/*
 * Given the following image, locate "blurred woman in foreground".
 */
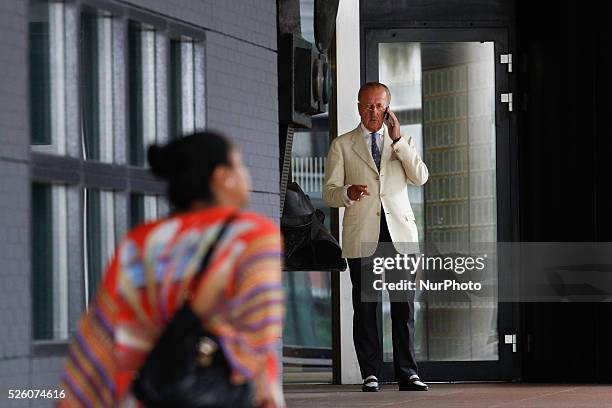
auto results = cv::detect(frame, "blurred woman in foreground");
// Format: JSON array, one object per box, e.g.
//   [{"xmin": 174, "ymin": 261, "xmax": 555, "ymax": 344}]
[{"xmin": 60, "ymin": 131, "xmax": 285, "ymax": 407}]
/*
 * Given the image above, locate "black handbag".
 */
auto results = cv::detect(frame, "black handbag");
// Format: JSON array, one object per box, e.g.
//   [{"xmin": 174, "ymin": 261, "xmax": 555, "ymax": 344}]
[
  {"xmin": 281, "ymin": 182, "xmax": 347, "ymax": 272},
  {"xmin": 132, "ymin": 212, "xmax": 254, "ymax": 408}
]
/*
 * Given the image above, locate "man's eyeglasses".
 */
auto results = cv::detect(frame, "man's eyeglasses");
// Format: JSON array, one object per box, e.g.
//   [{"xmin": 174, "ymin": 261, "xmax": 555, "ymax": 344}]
[{"xmin": 359, "ymin": 103, "xmax": 388, "ymax": 112}]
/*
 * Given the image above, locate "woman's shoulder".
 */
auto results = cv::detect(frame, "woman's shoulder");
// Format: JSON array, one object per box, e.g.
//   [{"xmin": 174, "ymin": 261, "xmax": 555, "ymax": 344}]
[
  {"xmin": 121, "ymin": 207, "xmax": 279, "ymax": 248},
  {"xmin": 123, "ymin": 218, "xmax": 165, "ymax": 247},
  {"xmin": 235, "ymin": 211, "xmax": 279, "ymax": 233},
  {"xmin": 185, "ymin": 206, "xmax": 279, "ymax": 233}
]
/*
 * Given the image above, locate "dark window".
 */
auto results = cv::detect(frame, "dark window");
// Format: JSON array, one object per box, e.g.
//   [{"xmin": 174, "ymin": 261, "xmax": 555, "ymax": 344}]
[
  {"xmin": 128, "ymin": 22, "xmax": 156, "ymax": 166},
  {"xmin": 32, "ymin": 183, "xmax": 54, "ymax": 339},
  {"xmin": 81, "ymin": 12, "xmax": 101, "ymax": 160}
]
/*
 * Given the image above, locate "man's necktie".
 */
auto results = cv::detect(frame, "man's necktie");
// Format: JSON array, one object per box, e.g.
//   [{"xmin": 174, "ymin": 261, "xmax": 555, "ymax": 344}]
[{"xmin": 371, "ymin": 132, "xmax": 381, "ymax": 171}]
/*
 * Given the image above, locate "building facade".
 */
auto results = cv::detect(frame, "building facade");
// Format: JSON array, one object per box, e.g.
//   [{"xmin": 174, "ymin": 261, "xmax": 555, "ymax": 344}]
[{"xmin": 0, "ymin": 0, "xmax": 279, "ymax": 404}]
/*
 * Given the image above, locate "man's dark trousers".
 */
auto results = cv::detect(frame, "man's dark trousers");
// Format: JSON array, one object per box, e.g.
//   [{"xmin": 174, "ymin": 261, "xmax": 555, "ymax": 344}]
[{"xmin": 347, "ymin": 211, "xmax": 418, "ymax": 381}]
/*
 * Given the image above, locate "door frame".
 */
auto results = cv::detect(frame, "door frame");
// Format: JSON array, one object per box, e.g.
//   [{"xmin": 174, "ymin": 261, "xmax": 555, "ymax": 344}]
[{"xmin": 363, "ymin": 27, "xmax": 520, "ymax": 382}]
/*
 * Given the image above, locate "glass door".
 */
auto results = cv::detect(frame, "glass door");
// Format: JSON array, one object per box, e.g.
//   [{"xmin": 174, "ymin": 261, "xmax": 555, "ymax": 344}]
[{"xmin": 365, "ymin": 29, "xmax": 517, "ymax": 381}]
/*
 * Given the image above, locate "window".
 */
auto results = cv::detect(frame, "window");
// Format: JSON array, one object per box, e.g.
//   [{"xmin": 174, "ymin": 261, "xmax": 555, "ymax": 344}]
[
  {"xmin": 130, "ymin": 193, "xmax": 160, "ymax": 228},
  {"xmin": 81, "ymin": 9, "xmax": 114, "ymax": 162},
  {"xmin": 299, "ymin": 0, "xmax": 315, "ymax": 44},
  {"xmin": 84, "ymin": 189, "xmax": 116, "ymax": 304},
  {"xmin": 284, "ymin": 114, "xmax": 333, "ymax": 383},
  {"xmin": 29, "ymin": 0, "xmax": 66, "ymax": 154},
  {"xmin": 128, "ymin": 22, "xmax": 157, "ymax": 166},
  {"xmin": 169, "ymin": 37, "xmax": 197, "ymax": 139},
  {"xmin": 32, "ymin": 183, "xmax": 68, "ymax": 340},
  {"xmin": 28, "ymin": 2, "xmax": 204, "ymax": 348}
]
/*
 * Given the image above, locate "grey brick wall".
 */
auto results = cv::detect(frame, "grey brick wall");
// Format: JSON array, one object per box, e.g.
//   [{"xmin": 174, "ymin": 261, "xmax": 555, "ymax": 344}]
[
  {"xmin": 205, "ymin": 30, "xmax": 280, "ymax": 219},
  {"xmin": 118, "ymin": 0, "xmax": 277, "ymax": 51},
  {"xmin": 0, "ymin": 163, "xmax": 31, "ymax": 363},
  {"xmin": 0, "ymin": 0, "xmax": 29, "ymax": 163},
  {"xmin": 0, "ymin": 0, "xmax": 279, "ymax": 406},
  {"xmin": 0, "ymin": 358, "xmax": 30, "ymax": 408},
  {"xmin": 0, "ymin": 0, "xmax": 32, "ymax": 405},
  {"xmin": 30, "ymin": 357, "xmax": 65, "ymax": 408}
]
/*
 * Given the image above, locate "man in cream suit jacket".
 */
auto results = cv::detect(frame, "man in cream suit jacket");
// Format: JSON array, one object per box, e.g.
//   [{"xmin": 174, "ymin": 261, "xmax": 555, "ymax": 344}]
[{"xmin": 323, "ymin": 82, "xmax": 429, "ymax": 392}]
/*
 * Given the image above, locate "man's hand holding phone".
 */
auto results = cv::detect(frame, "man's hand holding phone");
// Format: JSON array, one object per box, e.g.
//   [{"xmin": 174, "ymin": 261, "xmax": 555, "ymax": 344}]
[{"xmin": 348, "ymin": 185, "xmax": 370, "ymax": 201}]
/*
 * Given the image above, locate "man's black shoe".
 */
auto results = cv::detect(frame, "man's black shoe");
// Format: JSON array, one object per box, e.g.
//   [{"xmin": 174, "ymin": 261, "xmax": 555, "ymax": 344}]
[
  {"xmin": 362, "ymin": 375, "xmax": 380, "ymax": 392},
  {"xmin": 398, "ymin": 375, "xmax": 428, "ymax": 391}
]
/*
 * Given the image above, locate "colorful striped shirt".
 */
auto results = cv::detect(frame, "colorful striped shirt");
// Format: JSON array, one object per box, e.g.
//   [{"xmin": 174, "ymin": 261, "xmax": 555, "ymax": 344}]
[{"xmin": 59, "ymin": 206, "xmax": 285, "ymax": 407}]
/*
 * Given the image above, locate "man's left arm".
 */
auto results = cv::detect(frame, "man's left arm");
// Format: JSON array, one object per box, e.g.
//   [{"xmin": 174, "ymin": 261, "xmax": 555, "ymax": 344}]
[
  {"xmin": 391, "ymin": 136, "xmax": 429, "ymax": 186},
  {"xmin": 386, "ymin": 108, "xmax": 428, "ymax": 186}
]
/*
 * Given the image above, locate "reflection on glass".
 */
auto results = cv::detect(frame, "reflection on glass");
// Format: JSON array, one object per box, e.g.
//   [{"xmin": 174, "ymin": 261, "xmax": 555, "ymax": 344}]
[
  {"xmin": 283, "ymin": 271, "xmax": 332, "ymax": 383},
  {"xmin": 283, "ymin": 114, "xmax": 332, "ymax": 383},
  {"xmin": 32, "ymin": 183, "xmax": 68, "ymax": 340},
  {"xmin": 299, "ymin": 0, "xmax": 314, "ymax": 44},
  {"xmin": 32, "ymin": 183, "xmax": 52, "ymax": 339},
  {"xmin": 81, "ymin": 10, "xmax": 114, "ymax": 162},
  {"xmin": 379, "ymin": 42, "xmax": 498, "ymax": 362},
  {"xmin": 29, "ymin": 0, "xmax": 66, "ymax": 154},
  {"xmin": 128, "ymin": 22, "xmax": 156, "ymax": 166},
  {"xmin": 169, "ymin": 38, "xmax": 196, "ymax": 139},
  {"xmin": 291, "ymin": 113, "xmax": 332, "ymax": 229},
  {"xmin": 130, "ymin": 193, "xmax": 159, "ymax": 228},
  {"xmin": 85, "ymin": 189, "xmax": 115, "ymax": 304}
]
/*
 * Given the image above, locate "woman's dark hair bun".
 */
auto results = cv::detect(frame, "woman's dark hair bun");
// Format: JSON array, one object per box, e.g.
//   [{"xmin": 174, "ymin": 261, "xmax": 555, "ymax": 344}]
[
  {"xmin": 146, "ymin": 131, "xmax": 233, "ymax": 211},
  {"xmin": 148, "ymin": 144, "xmax": 173, "ymax": 179}
]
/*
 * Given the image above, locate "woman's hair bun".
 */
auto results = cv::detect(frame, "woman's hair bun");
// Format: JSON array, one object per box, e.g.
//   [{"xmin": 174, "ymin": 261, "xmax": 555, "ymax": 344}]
[
  {"xmin": 147, "ymin": 144, "xmax": 173, "ymax": 179},
  {"xmin": 146, "ymin": 131, "xmax": 233, "ymax": 211}
]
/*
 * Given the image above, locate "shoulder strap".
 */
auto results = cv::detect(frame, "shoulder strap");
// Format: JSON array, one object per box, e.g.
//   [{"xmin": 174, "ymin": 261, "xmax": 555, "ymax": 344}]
[{"xmin": 188, "ymin": 211, "xmax": 239, "ymax": 297}]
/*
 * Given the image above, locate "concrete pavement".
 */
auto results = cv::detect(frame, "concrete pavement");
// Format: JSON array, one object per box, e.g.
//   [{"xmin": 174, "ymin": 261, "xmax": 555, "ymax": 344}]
[{"xmin": 285, "ymin": 383, "xmax": 612, "ymax": 407}]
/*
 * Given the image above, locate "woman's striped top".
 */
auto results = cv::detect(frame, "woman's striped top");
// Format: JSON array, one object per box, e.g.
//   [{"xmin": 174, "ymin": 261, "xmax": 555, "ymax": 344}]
[{"xmin": 59, "ymin": 206, "xmax": 285, "ymax": 407}]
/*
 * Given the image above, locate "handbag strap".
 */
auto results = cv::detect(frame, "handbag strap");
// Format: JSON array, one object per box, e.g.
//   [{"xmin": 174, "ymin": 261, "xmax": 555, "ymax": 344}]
[{"xmin": 187, "ymin": 211, "xmax": 239, "ymax": 299}]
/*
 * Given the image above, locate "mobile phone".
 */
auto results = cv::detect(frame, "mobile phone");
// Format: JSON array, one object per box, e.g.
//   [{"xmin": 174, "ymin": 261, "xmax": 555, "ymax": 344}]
[{"xmin": 384, "ymin": 108, "xmax": 393, "ymax": 127}]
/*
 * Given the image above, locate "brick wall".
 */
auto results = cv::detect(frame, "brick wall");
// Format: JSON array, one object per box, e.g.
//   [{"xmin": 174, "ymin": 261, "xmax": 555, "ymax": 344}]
[
  {"xmin": 205, "ymin": 31, "xmax": 279, "ymax": 209},
  {"xmin": 0, "ymin": 0, "xmax": 32, "ymax": 406}
]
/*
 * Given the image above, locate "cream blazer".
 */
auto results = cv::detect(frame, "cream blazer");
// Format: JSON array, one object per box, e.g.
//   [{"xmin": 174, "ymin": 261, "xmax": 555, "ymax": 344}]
[{"xmin": 323, "ymin": 124, "xmax": 429, "ymax": 258}]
